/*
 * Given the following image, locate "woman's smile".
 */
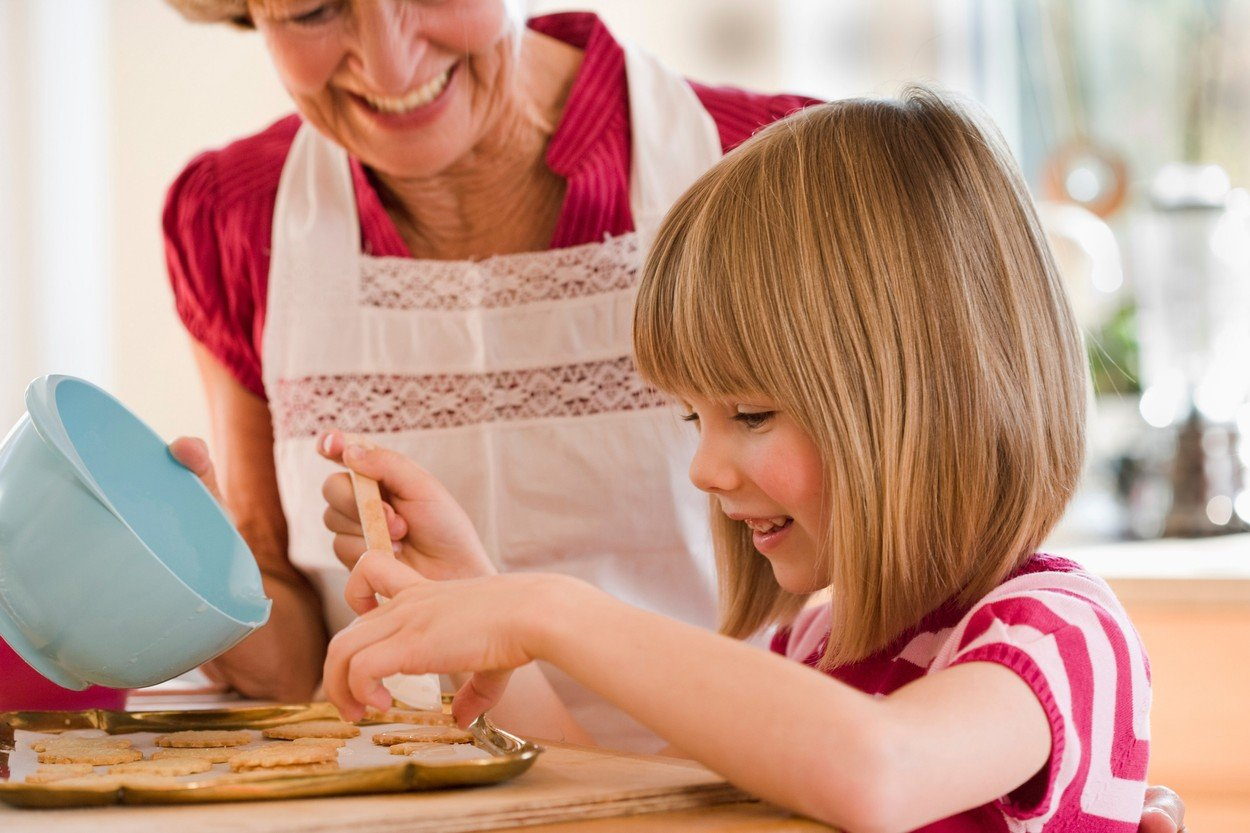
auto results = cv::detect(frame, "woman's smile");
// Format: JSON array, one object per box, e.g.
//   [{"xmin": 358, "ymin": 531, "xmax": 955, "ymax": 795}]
[
  {"xmin": 356, "ymin": 64, "xmax": 455, "ymax": 115},
  {"xmin": 347, "ymin": 62, "xmax": 459, "ymax": 131}
]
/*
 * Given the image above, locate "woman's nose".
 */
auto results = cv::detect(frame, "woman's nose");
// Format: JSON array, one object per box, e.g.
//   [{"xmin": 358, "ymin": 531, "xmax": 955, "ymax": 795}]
[
  {"xmin": 352, "ymin": 0, "xmax": 425, "ymax": 94},
  {"xmin": 688, "ymin": 435, "xmax": 738, "ymax": 495}
]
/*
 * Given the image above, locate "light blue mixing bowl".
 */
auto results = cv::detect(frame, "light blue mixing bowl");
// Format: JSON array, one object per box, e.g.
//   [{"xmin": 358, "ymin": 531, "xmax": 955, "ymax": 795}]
[{"xmin": 0, "ymin": 375, "xmax": 271, "ymax": 690}]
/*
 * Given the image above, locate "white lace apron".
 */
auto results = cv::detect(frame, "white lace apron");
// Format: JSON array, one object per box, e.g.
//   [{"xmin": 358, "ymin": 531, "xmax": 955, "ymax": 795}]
[{"xmin": 263, "ymin": 43, "xmax": 723, "ymax": 752}]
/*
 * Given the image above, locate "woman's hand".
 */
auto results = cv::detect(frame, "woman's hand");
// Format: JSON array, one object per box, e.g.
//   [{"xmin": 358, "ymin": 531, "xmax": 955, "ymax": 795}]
[
  {"xmin": 169, "ymin": 436, "xmax": 229, "ymax": 511},
  {"xmin": 319, "ymin": 430, "xmax": 496, "ymax": 582},
  {"xmin": 323, "ymin": 551, "xmax": 561, "ymax": 724}
]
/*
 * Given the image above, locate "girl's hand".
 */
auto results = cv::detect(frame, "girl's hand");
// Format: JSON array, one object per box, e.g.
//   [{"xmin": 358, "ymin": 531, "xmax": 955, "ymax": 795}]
[
  {"xmin": 324, "ymin": 551, "xmax": 557, "ymax": 724},
  {"xmin": 319, "ymin": 431, "xmax": 496, "ymax": 581}
]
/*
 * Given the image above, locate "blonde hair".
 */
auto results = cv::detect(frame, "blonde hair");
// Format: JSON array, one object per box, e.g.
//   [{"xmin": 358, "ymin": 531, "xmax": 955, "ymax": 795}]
[{"xmin": 634, "ymin": 86, "xmax": 1088, "ymax": 667}]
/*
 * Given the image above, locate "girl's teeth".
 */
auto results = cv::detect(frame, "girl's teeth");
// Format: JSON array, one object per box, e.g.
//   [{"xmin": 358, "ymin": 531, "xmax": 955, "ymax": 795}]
[
  {"xmin": 363, "ymin": 68, "xmax": 451, "ymax": 114},
  {"xmin": 745, "ymin": 517, "xmax": 791, "ymax": 533}
]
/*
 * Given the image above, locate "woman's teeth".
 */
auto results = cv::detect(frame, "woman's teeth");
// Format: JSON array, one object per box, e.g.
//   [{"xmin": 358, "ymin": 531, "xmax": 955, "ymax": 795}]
[
  {"xmin": 744, "ymin": 517, "xmax": 791, "ymax": 534},
  {"xmin": 363, "ymin": 68, "xmax": 452, "ymax": 114}
]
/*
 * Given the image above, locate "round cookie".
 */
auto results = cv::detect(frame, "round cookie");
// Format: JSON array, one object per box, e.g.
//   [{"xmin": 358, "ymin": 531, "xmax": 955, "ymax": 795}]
[
  {"xmin": 38, "ymin": 747, "xmax": 143, "ymax": 766},
  {"xmin": 154, "ymin": 730, "xmax": 254, "ymax": 748},
  {"xmin": 363, "ymin": 707, "xmax": 455, "ymax": 727},
  {"xmin": 109, "ymin": 758, "xmax": 213, "ymax": 777},
  {"xmin": 263, "ymin": 720, "xmax": 361, "ymax": 740},
  {"xmin": 213, "ymin": 762, "xmax": 341, "ymax": 783},
  {"xmin": 24, "ymin": 764, "xmax": 96, "ymax": 784},
  {"xmin": 152, "ymin": 747, "xmax": 245, "ymax": 765},
  {"xmin": 228, "ymin": 742, "xmax": 337, "ymax": 772},
  {"xmin": 372, "ymin": 726, "xmax": 474, "ymax": 746},
  {"xmin": 291, "ymin": 737, "xmax": 347, "ymax": 748},
  {"xmin": 30, "ymin": 736, "xmax": 132, "ymax": 753}
]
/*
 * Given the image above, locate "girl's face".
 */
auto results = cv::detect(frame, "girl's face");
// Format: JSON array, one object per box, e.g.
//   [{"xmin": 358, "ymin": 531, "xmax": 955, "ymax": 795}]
[
  {"xmin": 250, "ymin": 0, "xmax": 516, "ymax": 179},
  {"xmin": 683, "ymin": 396, "xmax": 827, "ymax": 594}
]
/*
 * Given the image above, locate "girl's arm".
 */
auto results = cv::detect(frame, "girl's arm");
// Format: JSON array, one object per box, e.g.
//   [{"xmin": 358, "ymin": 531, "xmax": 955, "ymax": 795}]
[
  {"xmin": 325, "ymin": 559, "xmax": 1049, "ymax": 833},
  {"xmin": 537, "ymin": 581, "xmax": 1050, "ymax": 832}
]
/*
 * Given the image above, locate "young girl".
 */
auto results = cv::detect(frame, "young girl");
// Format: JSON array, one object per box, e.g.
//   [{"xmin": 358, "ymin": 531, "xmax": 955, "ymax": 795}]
[{"xmin": 317, "ymin": 87, "xmax": 1151, "ymax": 831}]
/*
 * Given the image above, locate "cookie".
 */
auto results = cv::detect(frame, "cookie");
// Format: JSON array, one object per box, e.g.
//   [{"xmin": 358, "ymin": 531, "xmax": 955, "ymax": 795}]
[
  {"xmin": 399, "ymin": 744, "xmax": 465, "ymax": 761},
  {"xmin": 152, "ymin": 747, "xmax": 245, "ymax": 765},
  {"xmin": 213, "ymin": 762, "xmax": 341, "ymax": 783},
  {"xmin": 373, "ymin": 726, "xmax": 474, "ymax": 746},
  {"xmin": 154, "ymin": 730, "xmax": 254, "ymax": 748},
  {"xmin": 24, "ymin": 764, "xmax": 96, "ymax": 785},
  {"xmin": 228, "ymin": 742, "xmax": 337, "ymax": 771},
  {"xmin": 291, "ymin": 737, "xmax": 346, "ymax": 748},
  {"xmin": 29, "ymin": 736, "xmax": 132, "ymax": 753},
  {"xmin": 49, "ymin": 774, "xmax": 183, "ymax": 791},
  {"xmin": 363, "ymin": 707, "xmax": 455, "ymax": 727},
  {"xmin": 38, "ymin": 747, "xmax": 143, "ymax": 766},
  {"xmin": 390, "ymin": 740, "xmax": 478, "ymax": 756},
  {"xmin": 262, "ymin": 720, "xmax": 360, "ymax": 740},
  {"xmin": 109, "ymin": 758, "xmax": 213, "ymax": 777}
]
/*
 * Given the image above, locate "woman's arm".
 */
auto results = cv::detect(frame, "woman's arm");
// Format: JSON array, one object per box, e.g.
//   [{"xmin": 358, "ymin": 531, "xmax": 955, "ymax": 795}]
[
  {"xmin": 324, "ymin": 561, "xmax": 1050, "ymax": 833},
  {"xmin": 186, "ymin": 343, "xmax": 328, "ymax": 701}
]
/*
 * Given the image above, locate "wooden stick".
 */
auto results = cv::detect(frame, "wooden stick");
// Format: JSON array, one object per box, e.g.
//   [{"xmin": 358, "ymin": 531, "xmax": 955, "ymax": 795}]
[{"xmin": 343, "ymin": 434, "xmax": 391, "ymax": 555}]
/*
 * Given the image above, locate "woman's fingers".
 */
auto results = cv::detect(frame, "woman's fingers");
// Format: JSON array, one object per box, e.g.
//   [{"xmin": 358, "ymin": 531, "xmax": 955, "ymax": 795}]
[{"xmin": 169, "ymin": 436, "xmax": 227, "ymax": 508}]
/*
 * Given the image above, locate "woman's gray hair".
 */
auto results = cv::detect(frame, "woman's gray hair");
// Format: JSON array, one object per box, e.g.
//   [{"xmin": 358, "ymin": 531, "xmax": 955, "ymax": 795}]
[{"xmin": 164, "ymin": 0, "xmax": 528, "ymax": 31}]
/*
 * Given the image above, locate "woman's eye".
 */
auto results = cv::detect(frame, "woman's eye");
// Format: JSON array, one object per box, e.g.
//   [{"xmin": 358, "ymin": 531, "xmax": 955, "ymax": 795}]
[
  {"xmin": 287, "ymin": 3, "xmax": 337, "ymax": 25},
  {"xmin": 733, "ymin": 411, "xmax": 775, "ymax": 429}
]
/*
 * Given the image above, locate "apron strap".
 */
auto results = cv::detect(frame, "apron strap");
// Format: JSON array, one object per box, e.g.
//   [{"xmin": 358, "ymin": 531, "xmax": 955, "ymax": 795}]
[{"xmin": 623, "ymin": 41, "xmax": 724, "ymax": 249}]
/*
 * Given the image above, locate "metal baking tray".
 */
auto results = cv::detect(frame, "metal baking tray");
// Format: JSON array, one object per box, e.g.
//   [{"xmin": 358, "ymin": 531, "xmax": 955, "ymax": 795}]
[{"xmin": 0, "ymin": 702, "xmax": 541, "ymax": 808}]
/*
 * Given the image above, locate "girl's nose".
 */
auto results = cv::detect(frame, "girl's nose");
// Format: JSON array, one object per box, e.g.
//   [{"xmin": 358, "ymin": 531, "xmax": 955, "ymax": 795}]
[
  {"xmin": 352, "ymin": 0, "xmax": 425, "ymax": 94},
  {"xmin": 688, "ymin": 435, "xmax": 738, "ymax": 495}
]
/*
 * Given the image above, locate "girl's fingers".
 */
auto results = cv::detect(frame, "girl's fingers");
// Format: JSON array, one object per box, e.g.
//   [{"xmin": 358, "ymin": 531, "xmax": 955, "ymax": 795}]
[
  {"xmin": 345, "ymin": 637, "xmax": 420, "ymax": 714},
  {"xmin": 344, "ymin": 551, "xmax": 425, "ymax": 614},
  {"xmin": 323, "ymin": 611, "xmax": 404, "ymax": 718},
  {"xmin": 451, "ymin": 670, "xmax": 513, "ymax": 727}
]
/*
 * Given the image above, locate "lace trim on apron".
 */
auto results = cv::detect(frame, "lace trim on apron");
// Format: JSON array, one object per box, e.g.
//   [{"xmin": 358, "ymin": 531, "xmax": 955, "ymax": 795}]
[
  {"xmin": 272, "ymin": 355, "xmax": 672, "ymax": 439},
  {"xmin": 360, "ymin": 234, "xmax": 641, "ymax": 311}
]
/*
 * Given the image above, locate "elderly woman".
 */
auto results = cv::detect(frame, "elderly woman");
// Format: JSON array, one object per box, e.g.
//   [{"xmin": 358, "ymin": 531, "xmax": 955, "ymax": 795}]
[
  {"xmin": 163, "ymin": 0, "xmax": 816, "ymax": 751},
  {"xmin": 160, "ymin": 5, "xmax": 1184, "ymax": 827}
]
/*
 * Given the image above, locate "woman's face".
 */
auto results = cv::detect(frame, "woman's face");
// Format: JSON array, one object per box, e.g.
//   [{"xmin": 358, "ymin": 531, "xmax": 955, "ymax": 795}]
[{"xmin": 250, "ymin": 0, "xmax": 517, "ymax": 179}]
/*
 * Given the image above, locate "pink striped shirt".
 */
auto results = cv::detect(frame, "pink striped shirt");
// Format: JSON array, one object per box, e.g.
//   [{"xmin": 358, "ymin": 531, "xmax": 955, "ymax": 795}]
[
  {"xmin": 163, "ymin": 12, "xmax": 818, "ymax": 399},
  {"xmin": 773, "ymin": 554, "xmax": 1150, "ymax": 831}
]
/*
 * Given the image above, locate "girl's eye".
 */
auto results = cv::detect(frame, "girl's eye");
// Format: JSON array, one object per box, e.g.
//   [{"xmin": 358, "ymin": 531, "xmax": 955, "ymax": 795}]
[
  {"xmin": 680, "ymin": 412, "xmax": 699, "ymax": 423},
  {"xmin": 733, "ymin": 411, "xmax": 775, "ymax": 429}
]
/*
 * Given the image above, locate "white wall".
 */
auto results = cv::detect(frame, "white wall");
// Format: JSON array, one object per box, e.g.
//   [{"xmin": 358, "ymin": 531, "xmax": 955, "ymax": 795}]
[{"xmin": 108, "ymin": 2, "xmax": 288, "ymax": 442}]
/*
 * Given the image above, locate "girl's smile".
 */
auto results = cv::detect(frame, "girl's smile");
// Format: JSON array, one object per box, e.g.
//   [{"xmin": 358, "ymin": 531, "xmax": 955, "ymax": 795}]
[{"xmin": 737, "ymin": 515, "xmax": 795, "ymax": 552}]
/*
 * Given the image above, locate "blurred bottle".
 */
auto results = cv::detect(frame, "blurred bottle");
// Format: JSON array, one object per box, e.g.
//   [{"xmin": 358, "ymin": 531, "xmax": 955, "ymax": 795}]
[{"xmin": 1128, "ymin": 163, "xmax": 1250, "ymax": 536}]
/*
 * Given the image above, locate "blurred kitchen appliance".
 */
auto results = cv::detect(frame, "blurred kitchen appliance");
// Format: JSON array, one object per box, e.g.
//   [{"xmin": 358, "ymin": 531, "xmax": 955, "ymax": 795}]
[{"xmin": 1130, "ymin": 163, "xmax": 1250, "ymax": 536}]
